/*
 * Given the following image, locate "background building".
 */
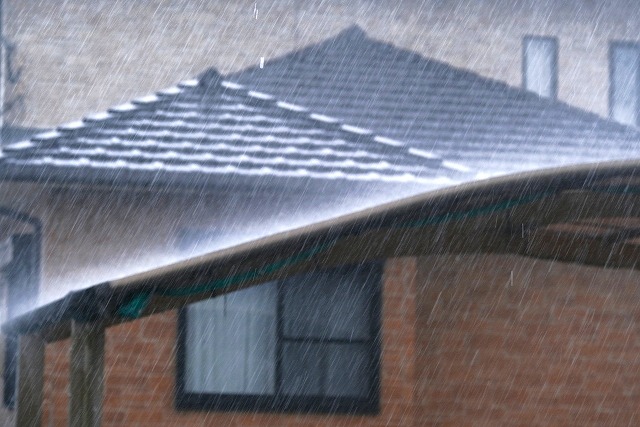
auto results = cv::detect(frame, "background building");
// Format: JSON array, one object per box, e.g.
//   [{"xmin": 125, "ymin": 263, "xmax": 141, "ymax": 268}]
[{"xmin": 5, "ymin": 0, "xmax": 640, "ymax": 129}]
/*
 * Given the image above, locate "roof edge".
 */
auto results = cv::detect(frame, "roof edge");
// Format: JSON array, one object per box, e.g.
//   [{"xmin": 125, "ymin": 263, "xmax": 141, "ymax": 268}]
[{"xmin": 6, "ymin": 158, "xmax": 640, "ymax": 337}]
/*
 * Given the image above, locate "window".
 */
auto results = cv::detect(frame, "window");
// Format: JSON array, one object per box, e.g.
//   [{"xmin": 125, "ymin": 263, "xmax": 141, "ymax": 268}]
[
  {"xmin": 176, "ymin": 262, "xmax": 381, "ymax": 414},
  {"xmin": 523, "ymin": 36, "xmax": 558, "ymax": 99},
  {"xmin": 610, "ymin": 41, "xmax": 640, "ymax": 126}
]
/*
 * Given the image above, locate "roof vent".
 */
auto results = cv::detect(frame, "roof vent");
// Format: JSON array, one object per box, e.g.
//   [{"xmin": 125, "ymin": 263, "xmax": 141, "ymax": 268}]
[
  {"xmin": 198, "ymin": 68, "xmax": 223, "ymax": 91},
  {"xmin": 339, "ymin": 25, "xmax": 367, "ymax": 40}
]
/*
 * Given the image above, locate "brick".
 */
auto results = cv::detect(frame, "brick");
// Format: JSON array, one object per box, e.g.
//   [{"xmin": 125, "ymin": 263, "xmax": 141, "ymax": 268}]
[
  {"xmin": 22, "ymin": 184, "xmax": 640, "ymax": 426},
  {"xmin": 414, "ymin": 254, "xmax": 640, "ymax": 426},
  {"xmin": 39, "ymin": 257, "xmax": 420, "ymax": 426}
]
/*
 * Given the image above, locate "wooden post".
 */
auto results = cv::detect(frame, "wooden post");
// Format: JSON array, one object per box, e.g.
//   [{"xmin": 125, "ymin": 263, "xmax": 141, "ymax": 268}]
[
  {"xmin": 16, "ymin": 333, "xmax": 45, "ymax": 427},
  {"xmin": 69, "ymin": 320, "xmax": 104, "ymax": 427}
]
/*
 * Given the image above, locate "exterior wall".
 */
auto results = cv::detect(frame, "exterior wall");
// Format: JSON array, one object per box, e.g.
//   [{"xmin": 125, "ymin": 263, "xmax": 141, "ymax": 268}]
[
  {"xmin": 0, "ymin": 181, "xmax": 372, "ymax": 306},
  {"xmin": 0, "ymin": 182, "xmax": 231, "ymax": 304},
  {"xmin": 24, "ymin": 227, "xmax": 640, "ymax": 425},
  {"xmin": 5, "ymin": 0, "xmax": 640, "ymax": 129},
  {"xmin": 415, "ymin": 253, "xmax": 640, "ymax": 425},
  {"xmin": 42, "ymin": 257, "xmax": 419, "ymax": 426}
]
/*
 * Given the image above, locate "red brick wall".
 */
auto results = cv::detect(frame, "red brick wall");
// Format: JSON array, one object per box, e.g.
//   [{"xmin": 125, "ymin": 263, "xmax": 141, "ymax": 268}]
[
  {"xmin": 415, "ymin": 254, "xmax": 640, "ymax": 425},
  {"xmin": 42, "ymin": 257, "xmax": 419, "ymax": 426},
  {"xmin": 37, "ymin": 253, "xmax": 640, "ymax": 425}
]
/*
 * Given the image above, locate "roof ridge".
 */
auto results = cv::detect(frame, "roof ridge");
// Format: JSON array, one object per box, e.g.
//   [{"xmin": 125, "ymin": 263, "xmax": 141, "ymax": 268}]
[
  {"xmin": 101, "ymin": 73, "xmax": 470, "ymax": 175},
  {"xmin": 3, "ymin": 76, "xmax": 202, "ymax": 155},
  {"xmin": 231, "ymin": 28, "xmax": 640, "ymax": 137},
  {"xmin": 333, "ymin": 24, "xmax": 368, "ymax": 41},
  {"xmin": 2, "ymin": 71, "xmax": 469, "ymax": 186},
  {"xmin": 353, "ymin": 33, "xmax": 640, "ymax": 135},
  {"xmin": 219, "ymin": 77, "xmax": 473, "ymax": 175},
  {"xmin": 198, "ymin": 68, "xmax": 224, "ymax": 91}
]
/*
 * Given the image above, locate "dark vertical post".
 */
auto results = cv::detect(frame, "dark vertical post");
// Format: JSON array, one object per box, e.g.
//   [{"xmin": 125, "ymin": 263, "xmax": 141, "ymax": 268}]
[
  {"xmin": 6, "ymin": 235, "xmax": 41, "ymax": 319},
  {"xmin": 4, "ymin": 234, "xmax": 41, "ymax": 408},
  {"xmin": 0, "ymin": 0, "xmax": 5, "ymax": 148},
  {"xmin": 69, "ymin": 321, "xmax": 104, "ymax": 427},
  {"xmin": 16, "ymin": 333, "xmax": 44, "ymax": 427},
  {"xmin": 3, "ymin": 333, "xmax": 17, "ymax": 408}
]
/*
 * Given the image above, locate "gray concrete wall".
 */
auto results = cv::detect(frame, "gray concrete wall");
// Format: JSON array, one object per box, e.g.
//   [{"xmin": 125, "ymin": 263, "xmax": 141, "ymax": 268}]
[{"xmin": 0, "ymin": 181, "xmax": 392, "ymax": 305}]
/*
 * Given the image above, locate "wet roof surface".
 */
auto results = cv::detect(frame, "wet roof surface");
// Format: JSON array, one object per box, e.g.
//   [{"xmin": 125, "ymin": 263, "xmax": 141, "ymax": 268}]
[
  {"xmin": 231, "ymin": 26, "xmax": 640, "ymax": 176},
  {"xmin": 0, "ymin": 69, "xmax": 468, "ymax": 189},
  {"xmin": 5, "ymin": 27, "xmax": 640, "ymax": 191}
]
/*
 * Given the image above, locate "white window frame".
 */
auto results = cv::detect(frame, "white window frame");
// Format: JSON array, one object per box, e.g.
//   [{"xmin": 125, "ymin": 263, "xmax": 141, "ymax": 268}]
[
  {"xmin": 523, "ymin": 35, "xmax": 559, "ymax": 99},
  {"xmin": 610, "ymin": 41, "xmax": 640, "ymax": 126}
]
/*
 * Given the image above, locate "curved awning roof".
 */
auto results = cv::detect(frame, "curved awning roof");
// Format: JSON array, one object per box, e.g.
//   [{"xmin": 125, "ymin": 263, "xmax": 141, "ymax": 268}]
[{"xmin": 6, "ymin": 159, "xmax": 640, "ymax": 339}]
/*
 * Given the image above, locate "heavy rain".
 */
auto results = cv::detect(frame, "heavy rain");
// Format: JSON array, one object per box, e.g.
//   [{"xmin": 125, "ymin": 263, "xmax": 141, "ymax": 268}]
[{"xmin": 0, "ymin": 1, "xmax": 639, "ymax": 426}]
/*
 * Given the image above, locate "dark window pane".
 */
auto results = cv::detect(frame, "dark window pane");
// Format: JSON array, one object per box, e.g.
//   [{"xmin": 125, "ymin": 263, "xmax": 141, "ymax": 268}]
[
  {"xmin": 178, "ymin": 262, "xmax": 382, "ymax": 413},
  {"xmin": 280, "ymin": 342, "xmax": 324, "ymax": 396},
  {"xmin": 281, "ymin": 267, "xmax": 371, "ymax": 340},
  {"xmin": 281, "ymin": 270, "xmax": 328, "ymax": 339},
  {"xmin": 328, "ymin": 270, "xmax": 372, "ymax": 340},
  {"xmin": 325, "ymin": 343, "xmax": 370, "ymax": 398}
]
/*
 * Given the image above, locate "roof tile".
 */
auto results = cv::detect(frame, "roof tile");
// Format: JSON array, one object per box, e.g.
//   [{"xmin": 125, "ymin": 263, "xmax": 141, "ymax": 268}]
[
  {"xmin": 231, "ymin": 26, "xmax": 640, "ymax": 176},
  {"xmin": 0, "ymin": 66, "xmax": 467, "ymax": 189}
]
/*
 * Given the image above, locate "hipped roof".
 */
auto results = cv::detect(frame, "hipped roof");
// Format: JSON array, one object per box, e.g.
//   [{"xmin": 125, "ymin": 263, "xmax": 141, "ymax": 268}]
[
  {"xmin": 7, "ymin": 159, "xmax": 640, "ymax": 340},
  {"xmin": 0, "ymin": 68, "xmax": 467, "ymax": 191},
  {"xmin": 232, "ymin": 26, "xmax": 640, "ymax": 175}
]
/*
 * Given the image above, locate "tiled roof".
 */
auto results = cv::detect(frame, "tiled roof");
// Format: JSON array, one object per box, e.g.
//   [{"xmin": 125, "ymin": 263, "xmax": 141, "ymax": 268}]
[
  {"xmin": 0, "ymin": 69, "xmax": 468, "ymax": 190},
  {"xmin": 2, "ymin": 126, "xmax": 42, "ymax": 145},
  {"xmin": 231, "ymin": 26, "xmax": 640, "ymax": 176}
]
